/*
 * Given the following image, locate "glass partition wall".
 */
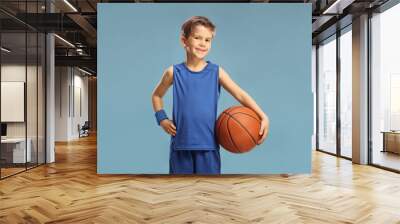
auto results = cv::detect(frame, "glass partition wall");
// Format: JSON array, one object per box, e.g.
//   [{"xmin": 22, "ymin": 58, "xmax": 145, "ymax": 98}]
[
  {"xmin": 370, "ymin": 3, "xmax": 400, "ymax": 172},
  {"xmin": 339, "ymin": 26, "xmax": 352, "ymax": 159},
  {"xmin": 316, "ymin": 26, "xmax": 353, "ymax": 159},
  {"xmin": 316, "ymin": 0, "xmax": 400, "ymax": 172},
  {"xmin": 317, "ymin": 35, "xmax": 337, "ymax": 155},
  {"xmin": 0, "ymin": 1, "xmax": 46, "ymax": 179}
]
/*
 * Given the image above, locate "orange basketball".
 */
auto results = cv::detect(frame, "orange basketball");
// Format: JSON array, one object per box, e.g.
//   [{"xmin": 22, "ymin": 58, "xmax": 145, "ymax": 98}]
[{"xmin": 215, "ymin": 106, "xmax": 262, "ymax": 153}]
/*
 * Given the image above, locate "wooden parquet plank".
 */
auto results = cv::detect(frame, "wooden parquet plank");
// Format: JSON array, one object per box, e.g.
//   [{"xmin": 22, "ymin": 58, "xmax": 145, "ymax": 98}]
[{"xmin": 0, "ymin": 134, "xmax": 400, "ymax": 223}]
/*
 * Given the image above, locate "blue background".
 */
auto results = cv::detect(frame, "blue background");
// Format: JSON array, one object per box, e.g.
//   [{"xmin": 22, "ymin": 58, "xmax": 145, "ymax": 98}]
[{"xmin": 98, "ymin": 3, "xmax": 312, "ymax": 174}]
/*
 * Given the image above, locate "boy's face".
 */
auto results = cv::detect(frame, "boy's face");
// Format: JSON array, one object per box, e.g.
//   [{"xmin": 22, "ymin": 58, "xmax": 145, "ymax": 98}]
[{"xmin": 181, "ymin": 25, "xmax": 214, "ymax": 60}]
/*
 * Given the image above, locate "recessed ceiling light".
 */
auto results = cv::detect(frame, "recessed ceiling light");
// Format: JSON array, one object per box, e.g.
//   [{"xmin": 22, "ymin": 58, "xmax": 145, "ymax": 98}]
[
  {"xmin": 63, "ymin": 0, "xmax": 78, "ymax": 12},
  {"xmin": 1, "ymin": 47, "xmax": 11, "ymax": 53},
  {"xmin": 322, "ymin": 0, "xmax": 354, "ymax": 15},
  {"xmin": 78, "ymin": 67, "xmax": 93, "ymax": 76},
  {"xmin": 54, "ymin": 34, "xmax": 75, "ymax": 48}
]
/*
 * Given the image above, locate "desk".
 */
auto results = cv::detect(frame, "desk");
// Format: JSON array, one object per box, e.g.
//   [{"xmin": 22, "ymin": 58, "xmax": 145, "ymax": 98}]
[
  {"xmin": 381, "ymin": 131, "xmax": 400, "ymax": 154},
  {"xmin": 1, "ymin": 138, "xmax": 32, "ymax": 163}
]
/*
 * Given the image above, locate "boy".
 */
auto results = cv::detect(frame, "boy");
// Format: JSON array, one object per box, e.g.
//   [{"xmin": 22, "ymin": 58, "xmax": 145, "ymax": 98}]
[{"xmin": 151, "ymin": 16, "xmax": 269, "ymax": 175}]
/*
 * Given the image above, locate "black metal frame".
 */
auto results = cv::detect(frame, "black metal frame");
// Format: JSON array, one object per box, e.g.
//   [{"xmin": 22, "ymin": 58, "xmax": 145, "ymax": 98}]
[
  {"xmin": 336, "ymin": 26, "xmax": 341, "ymax": 158},
  {"xmin": 316, "ymin": 45, "xmax": 319, "ymax": 151},
  {"xmin": 25, "ymin": 1, "xmax": 28, "ymax": 172},
  {"xmin": 367, "ymin": 10, "xmax": 373, "ymax": 166},
  {"xmin": 44, "ymin": 0, "xmax": 47, "ymax": 166}
]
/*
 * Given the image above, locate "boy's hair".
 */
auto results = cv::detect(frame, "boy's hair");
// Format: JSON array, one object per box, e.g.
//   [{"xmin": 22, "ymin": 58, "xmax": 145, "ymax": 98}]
[{"xmin": 181, "ymin": 16, "xmax": 216, "ymax": 39}]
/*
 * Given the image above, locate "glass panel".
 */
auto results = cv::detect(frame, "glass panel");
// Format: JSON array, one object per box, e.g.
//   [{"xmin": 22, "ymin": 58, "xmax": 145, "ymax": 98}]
[
  {"xmin": 318, "ymin": 35, "xmax": 337, "ymax": 154},
  {"xmin": 340, "ymin": 27, "xmax": 352, "ymax": 158},
  {"xmin": 0, "ymin": 1, "xmax": 46, "ymax": 178},
  {"xmin": 371, "ymin": 4, "xmax": 400, "ymax": 171},
  {"xmin": 27, "ymin": 30, "xmax": 38, "ymax": 169},
  {"xmin": 38, "ymin": 32, "xmax": 45, "ymax": 165},
  {"xmin": 1, "ymin": 30, "xmax": 27, "ymax": 177},
  {"xmin": 25, "ymin": 0, "xmax": 38, "ymax": 169}
]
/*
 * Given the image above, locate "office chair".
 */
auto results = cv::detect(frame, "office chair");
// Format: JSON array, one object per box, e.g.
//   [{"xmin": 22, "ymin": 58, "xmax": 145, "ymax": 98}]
[{"xmin": 79, "ymin": 121, "xmax": 90, "ymax": 138}]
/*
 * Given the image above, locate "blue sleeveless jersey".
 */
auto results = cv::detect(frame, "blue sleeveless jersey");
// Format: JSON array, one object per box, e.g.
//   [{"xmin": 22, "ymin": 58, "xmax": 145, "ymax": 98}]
[{"xmin": 171, "ymin": 61, "xmax": 221, "ymax": 151}]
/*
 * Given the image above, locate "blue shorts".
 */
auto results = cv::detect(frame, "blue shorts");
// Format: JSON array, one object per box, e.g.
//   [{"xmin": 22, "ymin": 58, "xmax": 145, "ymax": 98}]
[{"xmin": 169, "ymin": 148, "xmax": 221, "ymax": 175}]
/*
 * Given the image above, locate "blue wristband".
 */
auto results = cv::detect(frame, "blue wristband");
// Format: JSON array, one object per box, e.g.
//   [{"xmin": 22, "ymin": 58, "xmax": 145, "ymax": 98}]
[{"xmin": 155, "ymin": 109, "xmax": 168, "ymax": 125}]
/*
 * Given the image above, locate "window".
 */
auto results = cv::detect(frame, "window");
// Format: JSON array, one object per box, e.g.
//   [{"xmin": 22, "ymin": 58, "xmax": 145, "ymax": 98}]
[
  {"xmin": 371, "ymin": 3, "xmax": 400, "ymax": 171},
  {"xmin": 339, "ymin": 27, "xmax": 352, "ymax": 158},
  {"xmin": 317, "ymin": 35, "xmax": 337, "ymax": 154}
]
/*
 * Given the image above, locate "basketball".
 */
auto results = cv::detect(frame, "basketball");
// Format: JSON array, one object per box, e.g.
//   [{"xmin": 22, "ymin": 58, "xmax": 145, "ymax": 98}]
[{"xmin": 216, "ymin": 106, "xmax": 264, "ymax": 153}]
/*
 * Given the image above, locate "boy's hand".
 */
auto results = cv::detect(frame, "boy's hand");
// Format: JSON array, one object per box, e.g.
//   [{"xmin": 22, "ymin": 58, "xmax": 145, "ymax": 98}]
[
  {"xmin": 257, "ymin": 118, "xmax": 269, "ymax": 145},
  {"xmin": 160, "ymin": 119, "xmax": 177, "ymax": 136}
]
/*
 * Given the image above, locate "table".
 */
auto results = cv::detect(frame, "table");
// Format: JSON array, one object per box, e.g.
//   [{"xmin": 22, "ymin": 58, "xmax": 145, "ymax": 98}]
[
  {"xmin": 1, "ymin": 138, "xmax": 32, "ymax": 163},
  {"xmin": 381, "ymin": 131, "xmax": 400, "ymax": 154}
]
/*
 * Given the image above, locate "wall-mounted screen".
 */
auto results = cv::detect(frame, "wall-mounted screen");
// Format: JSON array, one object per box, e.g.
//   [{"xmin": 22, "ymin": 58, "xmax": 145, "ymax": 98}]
[{"xmin": 1, "ymin": 81, "xmax": 25, "ymax": 122}]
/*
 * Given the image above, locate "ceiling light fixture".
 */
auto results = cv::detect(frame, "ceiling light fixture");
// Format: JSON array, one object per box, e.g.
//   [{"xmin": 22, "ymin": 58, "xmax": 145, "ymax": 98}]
[
  {"xmin": 322, "ymin": 0, "xmax": 355, "ymax": 15},
  {"xmin": 322, "ymin": 0, "xmax": 343, "ymax": 14},
  {"xmin": 54, "ymin": 34, "xmax": 75, "ymax": 48},
  {"xmin": 63, "ymin": 0, "xmax": 78, "ymax": 12},
  {"xmin": 78, "ymin": 67, "xmax": 93, "ymax": 76},
  {"xmin": 1, "ymin": 47, "xmax": 11, "ymax": 53}
]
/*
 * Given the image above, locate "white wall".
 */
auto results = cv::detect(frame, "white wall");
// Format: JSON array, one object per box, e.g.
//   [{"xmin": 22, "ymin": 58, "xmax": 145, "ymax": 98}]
[
  {"xmin": 55, "ymin": 66, "xmax": 89, "ymax": 141},
  {"xmin": 72, "ymin": 73, "xmax": 89, "ymax": 137},
  {"xmin": 55, "ymin": 66, "xmax": 69, "ymax": 141}
]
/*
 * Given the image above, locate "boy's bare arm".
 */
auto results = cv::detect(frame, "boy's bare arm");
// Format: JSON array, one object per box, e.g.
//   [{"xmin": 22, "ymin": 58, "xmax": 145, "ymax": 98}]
[
  {"xmin": 152, "ymin": 66, "xmax": 176, "ymax": 136},
  {"xmin": 219, "ymin": 67, "xmax": 267, "ymax": 120},
  {"xmin": 219, "ymin": 67, "xmax": 269, "ymax": 144},
  {"xmin": 152, "ymin": 66, "xmax": 173, "ymax": 112}
]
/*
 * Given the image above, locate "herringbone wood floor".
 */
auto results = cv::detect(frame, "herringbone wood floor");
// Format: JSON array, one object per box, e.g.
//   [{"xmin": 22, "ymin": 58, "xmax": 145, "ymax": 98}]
[{"xmin": 1, "ymin": 134, "xmax": 400, "ymax": 224}]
